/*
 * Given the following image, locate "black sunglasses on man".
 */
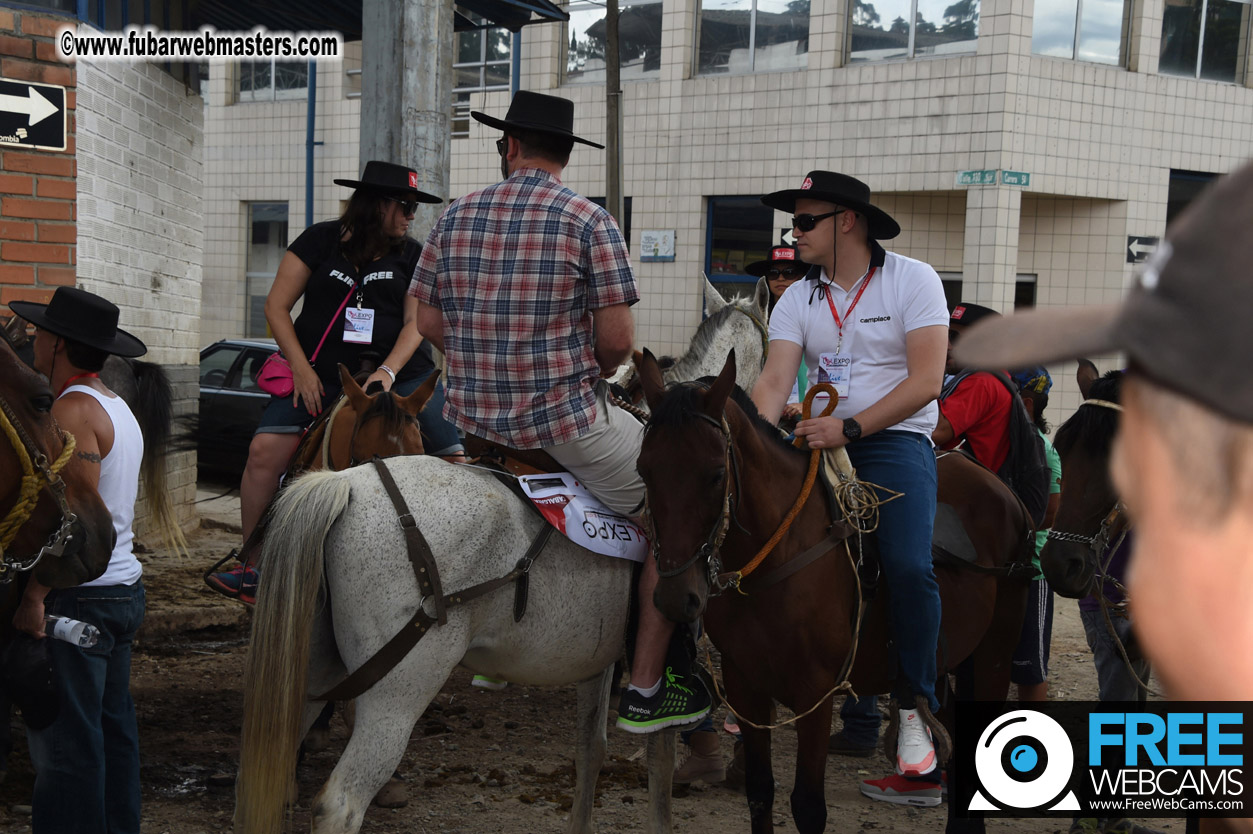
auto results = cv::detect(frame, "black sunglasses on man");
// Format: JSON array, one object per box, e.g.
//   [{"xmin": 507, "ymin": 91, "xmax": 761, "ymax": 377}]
[{"xmin": 791, "ymin": 209, "xmax": 848, "ymax": 232}]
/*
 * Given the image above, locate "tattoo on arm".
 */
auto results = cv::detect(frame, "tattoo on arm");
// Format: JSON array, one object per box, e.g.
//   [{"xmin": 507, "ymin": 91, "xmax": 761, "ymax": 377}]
[{"xmin": 75, "ymin": 450, "xmax": 101, "ymax": 464}]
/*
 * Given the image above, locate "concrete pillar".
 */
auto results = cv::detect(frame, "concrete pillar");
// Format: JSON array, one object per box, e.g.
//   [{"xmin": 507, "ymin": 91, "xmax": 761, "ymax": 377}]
[
  {"xmin": 1127, "ymin": 0, "xmax": 1163, "ymax": 75},
  {"xmin": 961, "ymin": 185, "xmax": 1022, "ymax": 311},
  {"xmin": 361, "ymin": 0, "xmax": 455, "ymax": 239}
]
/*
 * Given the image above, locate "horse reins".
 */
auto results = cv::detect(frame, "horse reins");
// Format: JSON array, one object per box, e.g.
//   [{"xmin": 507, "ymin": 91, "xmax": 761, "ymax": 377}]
[
  {"xmin": 0, "ymin": 392, "xmax": 79, "ymax": 580},
  {"xmin": 650, "ymin": 382, "xmax": 876, "ymax": 730}
]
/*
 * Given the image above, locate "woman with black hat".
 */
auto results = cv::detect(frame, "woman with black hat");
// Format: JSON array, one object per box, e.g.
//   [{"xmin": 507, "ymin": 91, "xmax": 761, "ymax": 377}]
[
  {"xmin": 209, "ymin": 161, "xmax": 464, "ymax": 603},
  {"xmin": 746, "ymin": 244, "xmax": 808, "ymax": 417}
]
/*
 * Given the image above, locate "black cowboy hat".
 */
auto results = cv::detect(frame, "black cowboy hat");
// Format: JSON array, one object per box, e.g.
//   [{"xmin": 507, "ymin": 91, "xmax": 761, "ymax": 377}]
[
  {"xmin": 745, "ymin": 245, "xmax": 806, "ymax": 277},
  {"xmin": 762, "ymin": 171, "xmax": 901, "ymax": 240},
  {"xmin": 10, "ymin": 286, "xmax": 146, "ymax": 358},
  {"xmin": 472, "ymin": 90, "xmax": 605, "ymax": 149},
  {"xmin": 333, "ymin": 161, "xmax": 443, "ymax": 204}
]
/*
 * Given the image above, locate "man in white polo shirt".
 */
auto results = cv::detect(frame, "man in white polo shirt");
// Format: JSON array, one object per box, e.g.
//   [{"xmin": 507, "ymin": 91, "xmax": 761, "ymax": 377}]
[{"xmin": 751, "ymin": 171, "xmax": 951, "ymax": 807}]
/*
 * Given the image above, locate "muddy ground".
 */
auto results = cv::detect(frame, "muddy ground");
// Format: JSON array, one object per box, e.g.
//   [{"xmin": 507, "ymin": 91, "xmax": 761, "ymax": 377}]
[{"xmin": 0, "ymin": 480, "xmax": 1184, "ymax": 834}]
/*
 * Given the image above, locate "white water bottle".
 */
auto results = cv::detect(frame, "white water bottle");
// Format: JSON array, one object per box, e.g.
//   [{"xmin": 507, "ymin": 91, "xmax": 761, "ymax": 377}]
[{"xmin": 44, "ymin": 615, "xmax": 100, "ymax": 648}]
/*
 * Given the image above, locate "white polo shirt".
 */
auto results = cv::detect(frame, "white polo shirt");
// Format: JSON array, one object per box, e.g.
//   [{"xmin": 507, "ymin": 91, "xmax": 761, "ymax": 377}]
[{"xmin": 768, "ymin": 247, "xmax": 950, "ymax": 436}]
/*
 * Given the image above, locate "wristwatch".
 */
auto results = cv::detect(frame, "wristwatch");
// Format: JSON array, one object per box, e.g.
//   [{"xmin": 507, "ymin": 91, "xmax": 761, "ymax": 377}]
[{"xmin": 841, "ymin": 417, "xmax": 862, "ymax": 443}]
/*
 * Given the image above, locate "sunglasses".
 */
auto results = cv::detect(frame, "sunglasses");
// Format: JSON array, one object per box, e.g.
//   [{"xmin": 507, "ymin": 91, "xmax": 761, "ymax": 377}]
[
  {"xmin": 384, "ymin": 196, "xmax": 418, "ymax": 216},
  {"xmin": 496, "ymin": 137, "xmax": 508, "ymax": 156},
  {"xmin": 791, "ymin": 209, "xmax": 846, "ymax": 232},
  {"xmin": 766, "ymin": 268, "xmax": 805, "ymax": 280}
]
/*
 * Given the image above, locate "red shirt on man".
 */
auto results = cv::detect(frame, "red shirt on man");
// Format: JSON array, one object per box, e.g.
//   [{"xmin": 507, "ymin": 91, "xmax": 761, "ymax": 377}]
[{"xmin": 938, "ymin": 372, "xmax": 1012, "ymax": 471}]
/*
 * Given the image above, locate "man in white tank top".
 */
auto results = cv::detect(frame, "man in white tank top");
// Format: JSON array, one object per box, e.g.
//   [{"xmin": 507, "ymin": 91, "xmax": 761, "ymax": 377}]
[{"xmin": 8, "ymin": 286, "xmax": 148, "ymax": 834}]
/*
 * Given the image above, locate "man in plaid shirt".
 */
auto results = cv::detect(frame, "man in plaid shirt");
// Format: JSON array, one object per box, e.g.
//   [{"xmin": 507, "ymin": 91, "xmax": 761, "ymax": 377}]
[{"xmin": 410, "ymin": 90, "xmax": 710, "ymax": 733}]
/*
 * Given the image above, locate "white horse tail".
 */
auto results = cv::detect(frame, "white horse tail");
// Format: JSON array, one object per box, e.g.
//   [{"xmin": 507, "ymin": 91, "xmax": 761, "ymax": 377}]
[{"xmin": 236, "ymin": 469, "xmax": 352, "ymax": 834}]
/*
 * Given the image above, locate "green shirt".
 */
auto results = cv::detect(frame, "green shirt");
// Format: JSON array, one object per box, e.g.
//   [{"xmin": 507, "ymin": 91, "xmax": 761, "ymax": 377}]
[{"xmin": 1032, "ymin": 429, "xmax": 1063, "ymax": 579}]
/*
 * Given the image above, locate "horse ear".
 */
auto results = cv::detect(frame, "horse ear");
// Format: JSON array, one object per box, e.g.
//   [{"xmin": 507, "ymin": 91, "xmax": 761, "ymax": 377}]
[
  {"xmin": 399, "ymin": 369, "xmax": 440, "ymax": 416},
  {"xmin": 339, "ymin": 363, "xmax": 371, "ymax": 412},
  {"xmin": 703, "ymin": 350, "xmax": 737, "ymax": 419},
  {"xmin": 637, "ymin": 349, "xmax": 666, "ymax": 412},
  {"xmin": 753, "ymin": 277, "xmax": 771, "ymax": 319},
  {"xmin": 703, "ymin": 274, "xmax": 727, "ymax": 317},
  {"xmin": 1077, "ymin": 358, "xmax": 1099, "ymax": 400}
]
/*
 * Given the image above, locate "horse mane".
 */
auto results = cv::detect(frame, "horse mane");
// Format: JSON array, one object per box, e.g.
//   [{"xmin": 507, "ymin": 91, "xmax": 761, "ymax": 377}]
[
  {"xmin": 1054, "ymin": 370, "xmax": 1124, "ymax": 459},
  {"xmin": 646, "ymin": 378, "xmax": 806, "ymax": 459},
  {"xmin": 666, "ymin": 300, "xmax": 758, "ymax": 381},
  {"xmin": 357, "ymin": 387, "xmax": 415, "ymax": 436}
]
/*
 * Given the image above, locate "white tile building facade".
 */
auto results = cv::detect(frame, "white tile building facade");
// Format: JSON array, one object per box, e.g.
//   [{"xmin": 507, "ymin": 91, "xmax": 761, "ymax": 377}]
[{"xmin": 201, "ymin": 0, "xmax": 1253, "ymax": 418}]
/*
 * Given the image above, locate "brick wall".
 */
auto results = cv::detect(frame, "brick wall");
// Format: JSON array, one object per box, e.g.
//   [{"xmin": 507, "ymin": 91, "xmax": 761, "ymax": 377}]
[
  {"xmin": 0, "ymin": 9, "xmax": 205, "ymax": 543},
  {"xmin": 0, "ymin": 9, "xmax": 75, "ymax": 309}
]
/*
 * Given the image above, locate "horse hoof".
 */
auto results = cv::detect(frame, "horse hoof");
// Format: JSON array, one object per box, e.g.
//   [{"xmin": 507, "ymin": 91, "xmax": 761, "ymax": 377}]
[{"xmin": 373, "ymin": 778, "xmax": 408, "ymax": 808}]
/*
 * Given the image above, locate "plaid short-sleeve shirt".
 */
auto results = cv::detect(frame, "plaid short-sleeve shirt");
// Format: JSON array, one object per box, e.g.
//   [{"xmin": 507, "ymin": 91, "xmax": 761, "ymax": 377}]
[{"xmin": 411, "ymin": 168, "xmax": 637, "ymax": 449}]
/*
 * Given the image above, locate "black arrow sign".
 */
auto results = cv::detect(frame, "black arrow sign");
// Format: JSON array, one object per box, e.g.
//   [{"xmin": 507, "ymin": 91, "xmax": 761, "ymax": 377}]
[{"xmin": 0, "ymin": 78, "xmax": 66, "ymax": 152}]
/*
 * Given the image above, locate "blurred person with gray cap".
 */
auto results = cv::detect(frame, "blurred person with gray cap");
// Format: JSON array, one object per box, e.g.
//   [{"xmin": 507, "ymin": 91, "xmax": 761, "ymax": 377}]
[{"xmin": 953, "ymin": 160, "xmax": 1253, "ymax": 715}]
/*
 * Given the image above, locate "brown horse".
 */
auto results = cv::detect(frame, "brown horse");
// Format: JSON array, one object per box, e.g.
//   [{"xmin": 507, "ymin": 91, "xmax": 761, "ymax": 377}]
[
  {"xmin": 0, "ymin": 331, "xmax": 115, "ymax": 598},
  {"xmin": 636, "ymin": 350, "xmax": 1031, "ymax": 834},
  {"xmin": 1039, "ymin": 369, "xmax": 1127, "ymax": 600}
]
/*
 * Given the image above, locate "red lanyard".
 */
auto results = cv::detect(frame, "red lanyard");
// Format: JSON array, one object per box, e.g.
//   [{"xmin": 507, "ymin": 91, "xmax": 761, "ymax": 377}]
[
  {"xmin": 58, "ymin": 372, "xmax": 100, "ymax": 398},
  {"xmin": 823, "ymin": 266, "xmax": 877, "ymax": 355}
]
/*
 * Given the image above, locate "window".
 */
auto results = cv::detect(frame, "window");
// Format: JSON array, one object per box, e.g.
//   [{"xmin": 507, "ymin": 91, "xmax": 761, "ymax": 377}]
[
  {"xmin": 246, "ymin": 203, "xmax": 289, "ymax": 338},
  {"xmin": 566, "ymin": 0, "xmax": 663, "ymax": 83},
  {"xmin": 697, "ymin": 0, "xmax": 809, "ymax": 74},
  {"xmin": 1160, "ymin": 0, "xmax": 1252, "ymax": 82},
  {"xmin": 1168, "ymin": 169, "xmax": 1219, "ymax": 224},
  {"xmin": 706, "ymin": 197, "xmax": 776, "ymax": 300},
  {"xmin": 1032, "ymin": 0, "xmax": 1130, "ymax": 64},
  {"xmin": 237, "ymin": 60, "xmax": 309, "ymax": 102},
  {"xmin": 848, "ymin": 0, "xmax": 979, "ymax": 62},
  {"xmin": 454, "ymin": 17, "xmax": 512, "ymax": 136},
  {"xmin": 939, "ymin": 275, "xmax": 1037, "ymax": 313}
]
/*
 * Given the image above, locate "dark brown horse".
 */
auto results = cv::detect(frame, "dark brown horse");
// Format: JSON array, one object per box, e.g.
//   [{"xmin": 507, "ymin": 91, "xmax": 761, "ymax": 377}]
[
  {"xmin": 0, "ymin": 330, "xmax": 115, "ymax": 598},
  {"xmin": 636, "ymin": 350, "xmax": 1032, "ymax": 834},
  {"xmin": 1039, "ymin": 369, "xmax": 1127, "ymax": 599}
]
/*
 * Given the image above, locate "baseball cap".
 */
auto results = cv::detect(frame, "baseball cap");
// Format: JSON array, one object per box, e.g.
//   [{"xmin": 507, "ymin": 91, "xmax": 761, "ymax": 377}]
[
  {"xmin": 953, "ymin": 159, "xmax": 1253, "ymax": 426},
  {"xmin": 950, "ymin": 303, "xmax": 1000, "ymax": 328}
]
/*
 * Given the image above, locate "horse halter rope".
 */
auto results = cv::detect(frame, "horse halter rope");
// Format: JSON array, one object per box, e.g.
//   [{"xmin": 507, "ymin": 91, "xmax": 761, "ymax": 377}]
[{"xmin": 0, "ymin": 392, "xmax": 79, "ymax": 581}]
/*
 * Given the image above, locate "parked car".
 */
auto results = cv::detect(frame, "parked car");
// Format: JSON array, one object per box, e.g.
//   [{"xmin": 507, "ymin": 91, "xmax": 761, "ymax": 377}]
[{"xmin": 197, "ymin": 338, "xmax": 276, "ymax": 477}]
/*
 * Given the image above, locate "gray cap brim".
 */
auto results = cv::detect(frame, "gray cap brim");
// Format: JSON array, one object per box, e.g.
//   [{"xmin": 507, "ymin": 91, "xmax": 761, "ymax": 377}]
[{"xmin": 952, "ymin": 303, "xmax": 1122, "ymax": 370}]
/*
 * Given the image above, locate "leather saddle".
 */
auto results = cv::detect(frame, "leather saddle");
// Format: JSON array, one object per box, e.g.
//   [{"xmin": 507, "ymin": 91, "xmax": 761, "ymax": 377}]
[{"xmin": 464, "ymin": 434, "xmax": 562, "ymax": 478}]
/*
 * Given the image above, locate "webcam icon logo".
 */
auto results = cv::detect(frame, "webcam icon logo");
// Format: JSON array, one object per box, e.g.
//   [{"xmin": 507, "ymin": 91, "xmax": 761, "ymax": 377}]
[{"xmin": 969, "ymin": 710, "xmax": 1080, "ymax": 811}]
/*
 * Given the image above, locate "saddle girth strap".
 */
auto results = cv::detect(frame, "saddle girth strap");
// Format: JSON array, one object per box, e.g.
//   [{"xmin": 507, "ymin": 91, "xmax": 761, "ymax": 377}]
[
  {"xmin": 732, "ymin": 530, "xmax": 847, "ymax": 591},
  {"xmin": 312, "ymin": 458, "xmax": 553, "ymax": 702}
]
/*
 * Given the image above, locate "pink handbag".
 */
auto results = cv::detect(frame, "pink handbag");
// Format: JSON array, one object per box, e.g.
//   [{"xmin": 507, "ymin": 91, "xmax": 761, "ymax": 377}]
[{"xmin": 256, "ymin": 284, "xmax": 357, "ymax": 398}]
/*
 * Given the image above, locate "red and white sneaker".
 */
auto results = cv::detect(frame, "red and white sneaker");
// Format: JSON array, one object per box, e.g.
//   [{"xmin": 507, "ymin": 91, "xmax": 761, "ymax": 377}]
[
  {"xmin": 895, "ymin": 708, "xmax": 937, "ymax": 776},
  {"xmin": 860, "ymin": 773, "xmax": 942, "ymax": 807}
]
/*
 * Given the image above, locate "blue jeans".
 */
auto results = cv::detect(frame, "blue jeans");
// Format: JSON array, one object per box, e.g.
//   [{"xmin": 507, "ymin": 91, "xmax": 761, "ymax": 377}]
[
  {"xmin": 845, "ymin": 430, "xmax": 941, "ymax": 713},
  {"xmin": 28, "ymin": 581, "xmax": 146, "ymax": 834},
  {"xmin": 1080, "ymin": 607, "xmax": 1149, "ymax": 704},
  {"xmin": 840, "ymin": 694, "xmax": 881, "ymax": 746}
]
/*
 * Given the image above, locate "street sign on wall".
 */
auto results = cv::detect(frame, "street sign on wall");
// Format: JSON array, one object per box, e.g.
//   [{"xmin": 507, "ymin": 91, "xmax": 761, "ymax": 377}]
[{"xmin": 0, "ymin": 78, "xmax": 66, "ymax": 152}]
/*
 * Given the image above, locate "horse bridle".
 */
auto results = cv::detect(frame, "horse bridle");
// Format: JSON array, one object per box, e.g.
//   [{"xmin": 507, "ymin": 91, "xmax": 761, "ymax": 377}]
[
  {"xmin": 0, "ymin": 392, "xmax": 79, "ymax": 581},
  {"xmin": 1044, "ymin": 397, "xmax": 1130, "ymax": 596},
  {"xmin": 649, "ymin": 406, "xmax": 743, "ymax": 594},
  {"xmin": 322, "ymin": 394, "xmax": 422, "ymax": 470}
]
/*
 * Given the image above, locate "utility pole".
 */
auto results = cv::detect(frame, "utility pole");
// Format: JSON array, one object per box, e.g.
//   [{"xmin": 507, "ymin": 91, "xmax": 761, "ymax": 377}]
[
  {"xmin": 604, "ymin": 0, "xmax": 624, "ymax": 232},
  {"xmin": 361, "ymin": 0, "xmax": 454, "ymax": 239}
]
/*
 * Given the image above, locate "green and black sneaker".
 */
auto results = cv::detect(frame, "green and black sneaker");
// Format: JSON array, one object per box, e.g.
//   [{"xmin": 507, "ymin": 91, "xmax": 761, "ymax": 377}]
[{"xmin": 616, "ymin": 665, "xmax": 712, "ymax": 734}]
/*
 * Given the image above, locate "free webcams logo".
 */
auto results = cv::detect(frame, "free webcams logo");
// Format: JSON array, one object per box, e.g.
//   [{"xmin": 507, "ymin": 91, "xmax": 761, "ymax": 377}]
[{"xmin": 969, "ymin": 709, "xmax": 1080, "ymax": 812}]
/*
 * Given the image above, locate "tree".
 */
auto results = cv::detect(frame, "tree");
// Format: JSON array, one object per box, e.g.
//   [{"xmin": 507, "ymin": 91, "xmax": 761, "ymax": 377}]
[
  {"xmin": 852, "ymin": 0, "xmax": 880, "ymax": 27},
  {"xmin": 942, "ymin": 0, "xmax": 979, "ymax": 39},
  {"xmin": 889, "ymin": 15, "xmax": 908, "ymax": 34}
]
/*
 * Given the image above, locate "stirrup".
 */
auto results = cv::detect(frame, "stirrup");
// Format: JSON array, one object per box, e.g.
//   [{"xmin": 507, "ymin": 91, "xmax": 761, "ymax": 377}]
[{"xmin": 203, "ymin": 547, "xmax": 242, "ymax": 585}]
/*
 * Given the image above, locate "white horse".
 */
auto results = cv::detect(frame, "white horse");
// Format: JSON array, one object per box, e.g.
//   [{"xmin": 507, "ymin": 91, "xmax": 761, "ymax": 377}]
[
  {"xmin": 235, "ymin": 287, "xmax": 770, "ymax": 834},
  {"xmin": 609, "ymin": 274, "xmax": 771, "ymax": 395}
]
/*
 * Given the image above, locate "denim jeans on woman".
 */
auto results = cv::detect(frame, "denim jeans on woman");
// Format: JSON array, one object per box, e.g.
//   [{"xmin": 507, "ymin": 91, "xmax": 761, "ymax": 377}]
[
  {"xmin": 844, "ymin": 430, "xmax": 941, "ymax": 713},
  {"xmin": 28, "ymin": 580, "xmax": 146, "ymax": 834}
]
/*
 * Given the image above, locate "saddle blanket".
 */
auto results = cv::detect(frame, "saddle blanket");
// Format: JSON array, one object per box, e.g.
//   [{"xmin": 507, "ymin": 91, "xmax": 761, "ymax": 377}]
[{"xmin": 518, "ymin": 473, "xmax": 649, "ymax": 563}]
